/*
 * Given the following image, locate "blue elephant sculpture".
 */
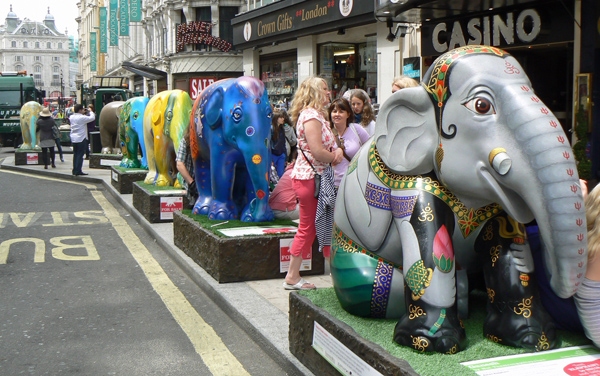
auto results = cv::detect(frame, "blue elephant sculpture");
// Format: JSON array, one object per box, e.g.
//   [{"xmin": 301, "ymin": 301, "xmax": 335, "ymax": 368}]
[
  {"xmin": 190, "ymin": 76, "xmax": 275, "ymax": 222},
  {"xmin": 119, "ymin": 96, "xmax": 150, "ymax": 169}
]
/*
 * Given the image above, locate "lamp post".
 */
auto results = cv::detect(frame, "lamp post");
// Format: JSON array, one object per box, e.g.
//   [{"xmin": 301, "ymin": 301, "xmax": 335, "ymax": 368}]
[{"xmin": 60, "ymin": 70, "xmax": 65, "ymax": 113}]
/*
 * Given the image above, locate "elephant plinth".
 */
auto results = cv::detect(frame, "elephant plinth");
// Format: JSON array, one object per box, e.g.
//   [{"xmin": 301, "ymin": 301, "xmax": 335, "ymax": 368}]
[
  {"xmin": 190, "ymin": 76, "xmax": 274, "ymax": 222},
  {"xmin": 332, "ymin": 46, "xmax": 587, "ymax": 354}
]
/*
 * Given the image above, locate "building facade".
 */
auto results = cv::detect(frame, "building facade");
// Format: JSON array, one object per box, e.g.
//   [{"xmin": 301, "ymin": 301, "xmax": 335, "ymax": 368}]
[{"xmin": 0, "ymin": 7, "xmax": 72, "ymax": 99}]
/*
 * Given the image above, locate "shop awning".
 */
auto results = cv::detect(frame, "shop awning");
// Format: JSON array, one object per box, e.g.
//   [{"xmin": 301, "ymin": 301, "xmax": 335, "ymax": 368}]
[
  {"xmin": 375, "ymin": 0, "xmax": 542, "ymax": 23},
  {"xmin": 121, "ymin": 61, "xmax": 167, "ymax": 80}
]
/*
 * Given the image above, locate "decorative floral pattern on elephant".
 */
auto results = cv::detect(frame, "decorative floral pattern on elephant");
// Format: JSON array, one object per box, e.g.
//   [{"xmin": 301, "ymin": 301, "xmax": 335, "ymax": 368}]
[
  {"xmin": 119, "ymin": 97, "xmax": 149, "ymax": 169},
  {"xmin": 189, "ymin": 76, "xmax": 274, "ymax": 222},
  {"xmin": 19, "ymin": 101, "xmax": 43, "ymax": 150},
  {"xmin": 331, "ymin": 46, "xmax": 587, "ymax": 354},
  {"xmin": 143, "ymin": 90, "xmax": 192, "ymax": 187},
  {"xmin": 99, "ymin": 101, "xmax": 125, "ymax": 154}
]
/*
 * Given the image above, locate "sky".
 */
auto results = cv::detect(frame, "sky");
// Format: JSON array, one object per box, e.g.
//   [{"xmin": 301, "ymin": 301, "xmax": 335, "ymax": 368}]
[{"xmin": 2, "ymin": 0, "xmax": 80, "ymax": 40}]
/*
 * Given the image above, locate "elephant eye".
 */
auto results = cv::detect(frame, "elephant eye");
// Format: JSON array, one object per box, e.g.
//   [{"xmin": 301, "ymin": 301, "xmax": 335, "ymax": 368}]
[
  {"xmin": 246, "ymin": 126, "xmax": 255, "ymax": 137},
  {"xmin": 133, "ymin": 111, "xmax": 139, "ymax": 120},
  {"xmin": 464, "ymin": 97, "xmax": 495, "ymax": 115},
  {"xmin": 232, "ymin": 107, "xmax": 243, "ymax": 123}
]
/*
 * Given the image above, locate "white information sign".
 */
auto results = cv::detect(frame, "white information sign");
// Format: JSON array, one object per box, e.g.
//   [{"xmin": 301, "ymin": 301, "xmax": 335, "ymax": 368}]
[
  {"xmin": 154, "ymin": 190, "xmax": 187, "ymax": 195},
  {"xmin": 111, "ymin": 170, "xmax": 118, "ymax": 182},
  {"xmin": 100, "ymin": 159, "xmax": 122, "ymax": 166},
  {"xmin": 312, "ymin": 321, "xmax": 384, "ymax": 376},
  {"xmin": 461, "ymin": 345, "xmax": 600, "ymax": 376},
  {"xmin": 279, "ymin": 238, "xmax": 311, "ymax": 273},
  {"xmin": 217, "ymin": 226, "xmax": 297, "ymax": 237}
]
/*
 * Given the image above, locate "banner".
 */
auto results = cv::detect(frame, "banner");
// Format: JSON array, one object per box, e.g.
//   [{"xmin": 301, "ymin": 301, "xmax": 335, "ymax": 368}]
[
  {"xmin": 99, "ymin": 7, "xmax": 107, "ymax": 53},
  {"xmin": 90, "ymin": 32, "xmax": 97, "ymax": 72},
  {"xmin": 119, "ymin": 0, "xmax": 129, "ymax": 36},
  {"xmin": 130, "ymin": 0, "xmax": 141, "ymax": 22},
  {"xmin": 109, "ymin": 0, "xmax": 118, "ymax": 46}
]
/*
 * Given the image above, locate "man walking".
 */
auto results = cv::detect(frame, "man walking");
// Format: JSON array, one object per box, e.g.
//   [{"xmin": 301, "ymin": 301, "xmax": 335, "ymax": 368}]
[{"xmin": 69, "ymin": 104, "xmax": 95, "ymax": 176}]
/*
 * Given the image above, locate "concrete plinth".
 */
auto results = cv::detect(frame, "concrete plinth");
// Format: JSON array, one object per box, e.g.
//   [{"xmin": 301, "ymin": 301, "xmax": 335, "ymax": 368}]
[
  {"xmin": 173, "ymin": 211, "xmax": 325, "ymax": 283},
  {"xmin": 132, "ymin": 181, "xmax": 189, "ymax": 223},
  {"xmin": 89, "ymin": 153, "xmax": 122, "ymax": 169},
  {"xmin": 289, "ymin": 292, "xmax": 418, "ymax": 376},
  {"xmin": 110, "ymin": 167, "xmax": 148, "ymax": 194},
  {"xmin": 14, "ymin": 150, "xmax": 43, "ymax": 165}
]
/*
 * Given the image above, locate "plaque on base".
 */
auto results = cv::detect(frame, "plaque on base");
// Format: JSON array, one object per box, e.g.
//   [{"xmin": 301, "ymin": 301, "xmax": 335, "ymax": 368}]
[
  {"xmin": 173, "ymin": 211, "xmax": 325, "ymax": 283},
  {"xmin": 111, "ymin": 167, "xmax": 148, "ymax": 194},
  {"xmin": 132, "ymin": 181, "xmax": 189, "ymax": 223},
  {"xmin": 89, "ymin": 153, "xmax": 122, "ymax": 169},
  {"xmin": 14, "ymin": 150, "xmax": 43, "ymax": 165}
]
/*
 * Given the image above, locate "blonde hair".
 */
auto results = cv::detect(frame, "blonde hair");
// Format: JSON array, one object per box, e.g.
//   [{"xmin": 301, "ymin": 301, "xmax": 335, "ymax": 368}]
[
  {"xmin": 586, "ymin": 184, "xmax": 600, "ymax": 260},
  {"xmin": 392, "ymin": 75, "xmax": 419, "ymax": 90},
  {"xmin": 350, "ymin": 89, "xmax": 375, "ymax": 127},
  {"xmin": 289, "ymin": 77, "xmax": 328, "ymax": 126}
]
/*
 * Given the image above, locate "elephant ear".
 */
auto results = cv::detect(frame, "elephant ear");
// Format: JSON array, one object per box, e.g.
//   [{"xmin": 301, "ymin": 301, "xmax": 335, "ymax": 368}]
[
  {"xmin": 374, "ymin": 86, "xmax": 438, "ymax": 175},
  {"xmin": 202, "ymin": 87, "xmax": 224, "ymax": 130}
]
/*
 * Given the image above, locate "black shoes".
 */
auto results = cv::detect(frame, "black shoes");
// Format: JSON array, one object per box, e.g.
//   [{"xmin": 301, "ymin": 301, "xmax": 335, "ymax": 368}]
[{"xmin": 73, "ymin": 172, "xmax": 88, "ymax": 176}]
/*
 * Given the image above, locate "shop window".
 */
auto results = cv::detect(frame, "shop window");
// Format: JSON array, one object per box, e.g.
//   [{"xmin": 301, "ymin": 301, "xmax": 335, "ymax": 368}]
[
  {"xmin": 219, "ymin": 6, "xmax": 238, "ymax": 44},
  {"xmin": 260, "ymin": 52, "xmax": 298, "ymax": 111},
  {"xmin": 318, "ymin": 38, "xmax": 378, "ymax": 102},
  {"xmin": 195, "ymin": 7, "xmax": 211, "ymax": 52}
]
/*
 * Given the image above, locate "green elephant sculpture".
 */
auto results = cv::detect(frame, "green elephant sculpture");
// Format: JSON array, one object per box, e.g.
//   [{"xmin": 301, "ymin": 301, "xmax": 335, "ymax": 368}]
[
  {"xmin": 19, "ymin": 101, "xmax": 43, "ymax": 150},
  {"xmin": 119, "ymin": 96, "xmax": 150, "ymax": 169},
  {"xmin": 332, "ymin": 46, "xmax": 587, "ymax": 354},
  {"xmin": 143, "ymin": 90, "xmax": 192, "ymax": 187}
]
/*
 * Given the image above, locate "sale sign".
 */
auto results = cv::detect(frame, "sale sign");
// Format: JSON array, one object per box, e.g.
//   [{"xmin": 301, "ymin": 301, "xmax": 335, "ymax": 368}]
[
  {"xmin": 189, "ymin": 77, "xmax": 217, "ymax": 100},
  {"xmin": 280, "ymin": 238, "xmax": 312, "ymax": 273},
  {"xmin": 26, "ymin": 153, "xmax": 38, "ymax": 165},
  {"xmin": 160, "ymin": 197, "xmax": 183, "ymax": 220}
]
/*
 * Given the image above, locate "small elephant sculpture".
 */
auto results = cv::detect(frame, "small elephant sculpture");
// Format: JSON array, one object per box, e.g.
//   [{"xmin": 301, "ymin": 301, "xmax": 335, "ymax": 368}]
[
  {"xmin": 332, "ymin": 46, "xmax": 587, "ymax": 354},
  {"xmin": 19, "ymin": 101, "xmax": 43, "ymax": 150},
  {"xmin": 143, "ymin": 90, "xmax": 192, "ymax": 187},
  {"xmin": 99, "ymin": 101, "xmax": 125, "ymax": 154},
  {"xmin": 119, "ymin": 97, "xmax": 150, "ymax": 169},
  {"xmin": 190, "ymin": 76, "xmax": 274, "ymax": 222}
]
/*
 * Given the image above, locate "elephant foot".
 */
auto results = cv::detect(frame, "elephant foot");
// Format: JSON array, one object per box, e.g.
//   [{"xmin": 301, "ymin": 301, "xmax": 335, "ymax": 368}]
[
  {"xmin": 484, "ymin": 298, "xmax": 556, "ymax": 351},
  {"xmin": 154, "ymin": 173, "xmax": 173, "ymax": 187},
  {"xmin": 208, "ymin": 200, "xmax": 238, "ymax": 220},
  {"xmin": 192, "ymin": 196, "xmax": 212, "ymax": 215},
  {"xmin": 144, "ymin": 172, "xmax": 157, "ymax": 185},
  {"xmin": 241, "ymin": 205, "xmax": 274, "ymax": 222},
  {"xmin": 174, "ymin": 180, "xmax": 182, "ymax": 188},
  {"xmin": 394, "ymin": 301, "xmax": 465, "ymax": 354},
  {"xmin": 101, "ymin": 147, "xmax": 112, "ymax": 154},
  {"xmin": 119, "ymin": 158, "xmax": 141, "ymax": 169},
  {"xmin": 20, "ymin": 143, "xmax": 32, "ymax": 150}
]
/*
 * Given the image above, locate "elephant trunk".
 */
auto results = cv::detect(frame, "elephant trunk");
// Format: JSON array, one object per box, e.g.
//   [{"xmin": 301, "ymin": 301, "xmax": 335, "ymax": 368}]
[{"xmin": 501, "ymin": 86, "xmax": 587, "ymax": 299}]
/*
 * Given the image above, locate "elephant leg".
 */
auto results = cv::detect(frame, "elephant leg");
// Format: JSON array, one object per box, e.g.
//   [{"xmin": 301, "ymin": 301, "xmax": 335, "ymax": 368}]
[
  {"xmin": 206, "ymin": 151, "xmax": 238, "ymax": 220},
  {"xmin": 152, "ymin": 135, "xmax": 173, "ymax": 186},
  {"xmin": 394, "ymin": 195, "xmax": 466, "ymax": 354},
  {"xmin": 192, "ymin": 157, "xmax": 212, "ymax": 215},
  {"xmin": 476, "ymin": 214, "xmax": 556, "ymax": 351}
]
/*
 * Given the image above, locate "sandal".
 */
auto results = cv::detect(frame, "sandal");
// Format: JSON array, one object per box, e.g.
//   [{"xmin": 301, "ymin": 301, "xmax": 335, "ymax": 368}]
[{"xmin": 283, "ymin": 278, "xmax": 316, "ymax": 290}]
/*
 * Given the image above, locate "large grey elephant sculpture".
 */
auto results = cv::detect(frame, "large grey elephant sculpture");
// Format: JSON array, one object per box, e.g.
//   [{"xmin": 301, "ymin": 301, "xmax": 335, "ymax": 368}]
[
  {"xmin": 99, "ymin": 101, "xmax": 125, "ymax": 154},
  {"xmin": 332, "ymin": 46, "xmax": 587, "ymax": 354}
]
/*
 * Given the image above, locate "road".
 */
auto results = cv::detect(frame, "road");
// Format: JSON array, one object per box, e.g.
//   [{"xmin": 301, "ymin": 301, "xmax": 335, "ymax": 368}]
[{"xmin": 0, "ymin": 168, "xmax": 289, "ymax": 375}]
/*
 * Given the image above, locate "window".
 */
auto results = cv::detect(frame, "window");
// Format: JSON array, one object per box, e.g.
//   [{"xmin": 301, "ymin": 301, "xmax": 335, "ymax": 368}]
[
  {"xmin": 23, "ymin": 41, "xmax": 28, "ymax": 48},
  {"xmin": 53, "ymin": 66, "xmax": 59, "ymax": 73},
  {"xmin": 15, "ymin": 64, "xmax": 23, "ymax": 71},
  {"xmin": 34, "ymin": 74, "xmax": 43, "ymax": 86},
  {"xmin": 219, "ymin": 7, "xmax": 238, "ymax": 44},
  {"xmin": 58, "ymin": 43, "xmax": 62, "ymax": 49},
  {"xmin": 195, "ymin": 7, "xmax": 212, "ymax": 51},
  {"xmin": 53, "ymin": 57, "xmax": 59, "ymax": 62},
  {"xmin": 11, "ymin": 41, "xmax": 16, "ymax": 47},
  {"xmin": 15, "ymin": 56, "xmax": 22, "ymax": 62},
  {"xmin": 34, "ymin": 65, "xmax": 41, "ymax": 73},
  {"xmin": 35, "ymin": 42, "xmax": 39, "ymax": 48},
  {"xmin": 35, "ymin": 56, "xmax": 41, "ymax": 62},
  {"xmin": 51, "ymin": 74, "xmax": 60, "ymax": 86},
  {"xmin": 47, "ymin": 42, "xmax": 51, "ymax": 48}
]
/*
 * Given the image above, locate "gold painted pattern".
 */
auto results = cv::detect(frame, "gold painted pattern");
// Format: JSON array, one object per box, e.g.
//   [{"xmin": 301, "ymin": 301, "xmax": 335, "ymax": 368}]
[
  {"xmin": 537, "ymin": 334, "xmax": 550, "ymax": 351},
  {"xmin": 370, "ymin": 262, "xmax": 393, "ymax": 318},
  {"xmin": 496, "ymin": 216, "xmax": 526, "ymax": 241},
  {"xmin": 487, "ymin": 288, "xmax": 495, "ymax": 303},
  {"xmin": 446, "ymin": 345, "xmax": 458, "ymax": 355},
  {"xmin": 418, "ymin": 203, "xmax": 434, "ymax": 222},
  {"xmin": 486, "ymin": 334, "xmax": 502, "ymax": 343},
  {"xmin": 482, "ymin": 224, "xmax": 494, "ymax": 241},
  {"xmin": 368, "ymin": 141, "xmax": 502, "ymax": 238},
  {"xmin": 406, "ymin": 260, "xmax": 432, "ymax": 300},
  {"xmin": 332, "ymin": 225, "xmax": 402, "ymax": 270},
  {"xmin": 411, "ymin": 336, "xmax": 430, "ymax": 352},
  {"xmin": 490, "ymin": 245, "xmax": 501, "ymax": 267},
  {"xmin": 514, "ymin": 296, "xmax": 533, "ymax": 318},
  {"xmin": 408, "ymin": 304, "xmax": 426, "ymax": 320}
]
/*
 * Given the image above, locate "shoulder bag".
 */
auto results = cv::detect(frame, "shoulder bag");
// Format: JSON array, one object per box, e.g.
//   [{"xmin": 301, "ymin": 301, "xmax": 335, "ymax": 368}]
[{"xmin": 299, "ymin": 147, "xmax": 322, "ymax": 199}]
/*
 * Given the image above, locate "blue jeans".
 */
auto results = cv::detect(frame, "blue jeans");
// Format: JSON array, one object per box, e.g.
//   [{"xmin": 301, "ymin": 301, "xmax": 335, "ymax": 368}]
[
  {"xmin": 72, "ymin": 139, "xmax": 87, "ymax": 175},
  {"xmin": 272, "ymin": 152, "xmax": 286, "ymax": 179}
]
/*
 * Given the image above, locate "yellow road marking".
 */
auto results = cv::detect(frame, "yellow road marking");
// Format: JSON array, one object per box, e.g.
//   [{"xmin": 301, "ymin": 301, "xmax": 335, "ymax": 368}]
[{"xmin": 0, "ymin": 170, "xmax": 250, "ymax": 376}]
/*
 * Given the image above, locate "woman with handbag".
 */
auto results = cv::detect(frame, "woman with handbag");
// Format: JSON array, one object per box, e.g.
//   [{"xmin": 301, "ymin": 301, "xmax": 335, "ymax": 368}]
[
  {"xmin": 282, "ymin": 77, "xmax": 343, "ymax": 291},
  {"xmin": 36, "ymin": 107, "xmax": 57, "ymax": 169},
  {"xmin": 329, "ymin": 98, "xmax": 370, "ymax": 188}
]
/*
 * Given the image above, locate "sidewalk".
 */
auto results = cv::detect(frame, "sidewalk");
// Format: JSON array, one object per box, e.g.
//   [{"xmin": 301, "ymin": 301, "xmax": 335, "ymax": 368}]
[{"xmin": 0, "ymin": 151, "xmax": 332, "ymax": 376}]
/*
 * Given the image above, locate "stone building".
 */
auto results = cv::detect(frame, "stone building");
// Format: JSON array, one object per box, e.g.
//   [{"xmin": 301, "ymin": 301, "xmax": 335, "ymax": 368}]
[{"xmin": 0, "ymin": 6, "xmax": 72, "ymax": 99}]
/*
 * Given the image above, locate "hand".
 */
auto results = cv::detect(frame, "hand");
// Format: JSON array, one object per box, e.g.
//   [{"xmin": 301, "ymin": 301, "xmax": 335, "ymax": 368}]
[
  {"xmin": 187, "ymin": 180, "xmax": 198, "ymax": 197},
  {"xmin": 331, "ymin": 148, "xmax": 344, "ymax": 166}
]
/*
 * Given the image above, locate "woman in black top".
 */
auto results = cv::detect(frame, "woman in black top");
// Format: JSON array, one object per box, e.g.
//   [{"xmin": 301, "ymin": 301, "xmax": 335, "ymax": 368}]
[{"xmin": 36, "ymin": 107, "xmax": 57, "ymax": 169}]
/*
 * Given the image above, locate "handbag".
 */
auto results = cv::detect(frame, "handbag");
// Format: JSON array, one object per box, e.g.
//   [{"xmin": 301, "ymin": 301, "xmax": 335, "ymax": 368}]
[{"xmin": 299, "ymin": 147, "xmax": 322, "ymax": 199}]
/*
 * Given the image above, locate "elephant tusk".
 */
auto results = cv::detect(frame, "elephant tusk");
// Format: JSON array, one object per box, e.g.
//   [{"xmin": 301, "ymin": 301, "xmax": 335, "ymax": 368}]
[{"xmin": 489, "ymin": 148, "xmax": 512, "ymax": 175}]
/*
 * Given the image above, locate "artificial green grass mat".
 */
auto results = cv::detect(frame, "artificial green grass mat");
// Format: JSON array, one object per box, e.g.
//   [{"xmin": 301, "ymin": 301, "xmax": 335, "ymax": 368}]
[
  {"xmin": 300, "ymin": 288, "xmax": 591, "ymax": 376},
  {"xmin": 181, "ymin": 209, "xmax": 298, "ymax": 237},
  {"xmin": 136, "ymin": 180, "xmax": 186, "ymax": 193}
]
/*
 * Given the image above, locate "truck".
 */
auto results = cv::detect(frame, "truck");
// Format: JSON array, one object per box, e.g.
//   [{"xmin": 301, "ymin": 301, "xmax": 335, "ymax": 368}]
[
  {"xmin": 80, "ymin": 76, "xmax": 134, "ymax": 117},
  {"xmin": 0, "ymin": 71, "xmax": 45, "ymax": 147}
]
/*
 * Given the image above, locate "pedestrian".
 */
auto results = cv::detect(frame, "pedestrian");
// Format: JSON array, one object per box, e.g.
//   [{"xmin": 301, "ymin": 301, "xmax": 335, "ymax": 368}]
[
  {"xmin": 350, "ymin": 89, "xmax": 376, "ymax": 136},
  {"xmin": 175, "ymin": 130, "xmax": 198, "ymax": 208},
  {"xmin": 268, "ymin": 159, "xmax": 299, "ymax": 220},
  {"xmin": 271, "ymin": 112, "xmax": 288, "ymax": 179},
  {"xmin": 279, "ymin": 110, "xmax": 297, "ymax": 163},
  {"xmin": 69, "ymin": 104, "xmax": 95, "ymax": 176},
  {"xmin": 35, "ymin": 107, "xmax": 57, "ymax": 169},
  {"xmin": 85, "ymin": 104, "xmax": 96, "ymax": 159},
  {"xmin": 392, "ymin": 75, "xmax": 419, "ymax": 93},
  {"xmin": 52, "ymin": 119, "xmax": 64, "ymax": 162},
  {"xmin": 282, "ymin": 76, "xmax": 343, "ymax": 291},
  {"xmin": 328, "ymin": 98, "xmax": 370, "ymax": 188}
]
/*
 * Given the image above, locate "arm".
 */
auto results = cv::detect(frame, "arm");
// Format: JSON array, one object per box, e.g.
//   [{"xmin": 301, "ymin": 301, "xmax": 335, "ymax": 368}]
[
  {"xmin": 354, "ymin": 123, "xmax": 371, "ymax": 144},
  {"xmin": 176, "ymin": 161, "xmax": 194, "ymax": 185},
  {"xmin": 304, "ymin": 119, "xmax": 343, "ymax": 165}
]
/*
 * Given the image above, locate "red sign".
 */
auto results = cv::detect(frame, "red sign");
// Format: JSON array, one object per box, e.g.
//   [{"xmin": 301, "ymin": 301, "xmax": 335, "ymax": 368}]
[
  {"xmin": 564, "ymin": 360, "xmax": 600, "ymax": 376},
  {"xmin": 160, "ymin": 197, "xmax": 183, "ymax": 220},
  {"xmin": 26, "ymin": 153, "xmax": 38, "ymax": 165},
  {"xmin": 189, "ymin": 77, "xmax": 217, "ymax": 100}
]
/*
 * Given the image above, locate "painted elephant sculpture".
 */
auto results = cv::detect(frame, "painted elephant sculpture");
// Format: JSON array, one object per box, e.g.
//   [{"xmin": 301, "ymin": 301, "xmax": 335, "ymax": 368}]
[
  {"xmin": 119, "ymin": 96, "xmax": 150, "ymax": 169},
  {"xmin": 99, "ymin": 101, "xmax": 125, "ymax": 154},
  {"xmin": 143, "ymin": 90, "xmax": 192, "ymax": 187},
  {"xmin": 332, "ymin": 46, "xmax": 587, "ymax": 354},
  {"xmin": 190, "ymin": 76, "xmax": 274, "ymax": 222},
  {"xmin": 19, "ymin": 101, "xmax": 43, "ymax": 150}
]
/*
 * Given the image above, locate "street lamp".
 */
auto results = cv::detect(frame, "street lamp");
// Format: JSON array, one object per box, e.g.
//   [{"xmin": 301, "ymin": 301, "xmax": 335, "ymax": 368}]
[{"xmin": 60, "ymin": 70, "xmax": 64, "ymax": 112}]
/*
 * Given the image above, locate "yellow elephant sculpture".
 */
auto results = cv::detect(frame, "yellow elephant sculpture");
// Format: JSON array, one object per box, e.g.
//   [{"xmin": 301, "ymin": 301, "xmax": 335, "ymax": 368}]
[
  {"xmin": 19, "ymin": 101, "xmax": 43, "ymax": 150},
  {"xmin": 143, "ymin": 90, "xmax": 192, "ymax": 187}
]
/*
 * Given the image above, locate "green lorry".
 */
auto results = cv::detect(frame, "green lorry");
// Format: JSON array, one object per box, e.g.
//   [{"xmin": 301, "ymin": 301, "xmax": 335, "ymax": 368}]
[
  {"xmin": 80, "ymin": 76, "xmax": 134, "ymax": 117},
  {"xmin": 0, "ymin": 72, "xmax": 45, "ymax": 147}
]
